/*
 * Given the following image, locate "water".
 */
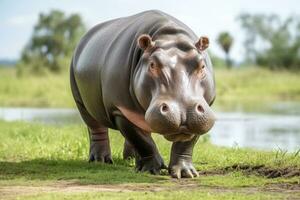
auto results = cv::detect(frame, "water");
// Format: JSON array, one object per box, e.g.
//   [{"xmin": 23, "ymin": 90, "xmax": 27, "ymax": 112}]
[
  {"xmin": 211, "ymin": 112, "xmax": 300, "ymax": 152},
  {"xmin": 0, "ymin": 107, "xmax": 81, "ymax": 125},
  {"xmin": 0, "ymin": 103, "xmax": 300, "ymax": 152}
]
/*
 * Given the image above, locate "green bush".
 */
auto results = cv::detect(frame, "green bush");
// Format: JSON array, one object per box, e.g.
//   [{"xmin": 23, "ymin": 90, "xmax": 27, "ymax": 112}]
[{"xmin": 19, "ymin": 10, "xmax": 85, "ymax": 74}]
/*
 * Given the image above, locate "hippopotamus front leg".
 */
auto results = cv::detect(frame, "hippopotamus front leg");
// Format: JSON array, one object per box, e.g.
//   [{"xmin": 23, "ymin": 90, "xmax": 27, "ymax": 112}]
[
  {"xmin": 169, "ymin": 136, "xmax": 200, "ymax": 178},
  {"xmin": 88, "ymin": 126, "xmax": 113, "ymax": 163},
  {"xmin": 123, "ymin": 140, "xmax": 136, "ymax": 160},
  {"xmin": 115, "ymin": 116, "xmax": 166, "ymax": 174}
]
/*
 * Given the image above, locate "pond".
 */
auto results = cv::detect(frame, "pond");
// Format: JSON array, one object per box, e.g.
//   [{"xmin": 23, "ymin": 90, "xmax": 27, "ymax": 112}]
[{"xmin": 1, "ymin": 102, "xmax": 300, "ymax": 152}]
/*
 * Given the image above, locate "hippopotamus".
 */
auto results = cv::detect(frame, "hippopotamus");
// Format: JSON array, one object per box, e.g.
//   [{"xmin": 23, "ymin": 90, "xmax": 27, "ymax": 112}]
[{"xmin": 70, "ymin": 10, "xmax": 216, "ymax": 178}]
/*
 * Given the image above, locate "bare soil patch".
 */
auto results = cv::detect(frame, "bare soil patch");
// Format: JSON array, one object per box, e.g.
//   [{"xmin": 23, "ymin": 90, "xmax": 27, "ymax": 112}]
[
  {"xmin": 1, "ymin": 179, "xmax": 300, "ymax": 199},
  {"xmin": 199, "ymin": 164, "xmax": 300, "ymax": 178},
  {"xmin": 1, "ymin": 165, "xmax": 300, "ymax": 199}
]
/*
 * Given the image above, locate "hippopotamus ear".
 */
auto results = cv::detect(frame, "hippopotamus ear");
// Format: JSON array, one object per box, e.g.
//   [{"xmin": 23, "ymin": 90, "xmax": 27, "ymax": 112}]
[
  {"xmin": 137, "ymin": 34, "xmax": 154, "ymax": 51},
  {"xmin": 195, "ymin": 36, "xmax": 209, "ymax": 51}
]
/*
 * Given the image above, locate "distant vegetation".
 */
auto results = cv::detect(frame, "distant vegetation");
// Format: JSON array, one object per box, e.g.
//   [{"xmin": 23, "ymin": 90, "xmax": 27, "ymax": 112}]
[
  {"xmin": 1, "ymin": 10, "xmax": 300, "ymax": 107},
  {"xmin": 0, "ymin": 68, "xmax": 74, "ymax": 108},
  {"xmin": 217, "ymin": 32, "xmax": 234, "ymax": 68},
  {"xmin": 17, "ymin": 10, "xmax": 85, "ymax": 75},
  {"xmin": 10, "ymin": 10, "xmax": 300, "ymax": 76},
  {"xmin": 238, "ymin": 13, "xmax": 300, "ymax": 70},
  {"xmin": 1, "ymin": 67, "xmax": 300, "ymax": 108}
]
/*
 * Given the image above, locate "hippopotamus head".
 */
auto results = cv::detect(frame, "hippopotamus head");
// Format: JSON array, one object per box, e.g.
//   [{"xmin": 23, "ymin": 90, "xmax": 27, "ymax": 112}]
[{"xmin": 133, "ymin": 33, "xmax": 216, "ymax": 142}]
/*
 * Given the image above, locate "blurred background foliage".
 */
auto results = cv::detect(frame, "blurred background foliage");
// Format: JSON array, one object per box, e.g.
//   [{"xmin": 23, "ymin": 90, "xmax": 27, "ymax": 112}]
[
  {"xmin": 217, "ymin": 32, "xmax": 234, "ymax": 68},
  {"xmin": 12, "ymin": 9, "xmax": 300, "ymax": 75},
  {"xmin": 237, "ymin": 13, "xmax": 300, "ymax": 70},
  {"xmin": 17, "ymin": 10, "xmax": 86, "ymax": 75}
]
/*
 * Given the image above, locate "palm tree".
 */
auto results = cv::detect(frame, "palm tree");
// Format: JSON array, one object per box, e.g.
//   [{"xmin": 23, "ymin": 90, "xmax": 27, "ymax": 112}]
[{"xmin": 217, "ymin": 32, "xmax": 234, "ymax": 68}]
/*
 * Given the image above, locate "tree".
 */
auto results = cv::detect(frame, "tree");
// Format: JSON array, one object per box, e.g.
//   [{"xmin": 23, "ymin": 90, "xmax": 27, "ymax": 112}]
[
  {"xmin": 217, "ymin": 32, "xmax": 234, "ymax": 68},
  {"xmin": 20, "ymin": 10, "xmax": 86, "ymax": 73},
  {"xmin": 238, "ymin": 13, "xmax": 300, "ymax": 70}
]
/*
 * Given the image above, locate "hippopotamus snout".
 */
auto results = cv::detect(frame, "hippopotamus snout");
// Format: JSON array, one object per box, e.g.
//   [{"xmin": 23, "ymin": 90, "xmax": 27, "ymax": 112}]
[{"xmin": 145, "ymin": 98, "xmax": 215, "ymax": 142}]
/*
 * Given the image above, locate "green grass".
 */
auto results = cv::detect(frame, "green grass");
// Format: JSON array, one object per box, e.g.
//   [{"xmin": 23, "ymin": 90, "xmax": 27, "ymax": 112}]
[
  {"xmin": 215, "ymin": 67, "xmax": 300, "ymax": 109},
  {"xmin": 1, "ymin": 67, "xmax": 300, "ymax": 108},
  {"xmin": 0, "ymin": 120, "xmax": 299, "ymax": 199},
  {"xmin": 0, "ymin": 66, "xmax": 300, "ymax": 199},
  {"xmin": 0, "ymin": 68, "xmax": 75, "ymax": 108}
]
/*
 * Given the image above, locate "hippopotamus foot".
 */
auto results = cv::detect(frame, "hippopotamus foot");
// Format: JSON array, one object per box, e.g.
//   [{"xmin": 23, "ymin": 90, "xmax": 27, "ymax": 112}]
[
  {"xmin": 123, "ymin": 140, "xmax": 166, "ymax": 173},
  {"xmin": 169, "ymin": 155, "xmax": 198, "ymax": 178},
  {"xmin": 88, "ymin": 127, "xmax": 113, "ymax": 164},
  {"xmin": 136, "ymin": 154, "xmax": 167, "ymax": 175},
  {"xmin": 115, "ymin": 116, "xmax": 166, "ymax": 175},
  {"xmin": 169, "ymin": 136, "xmax": 200, "ymax": 178}
]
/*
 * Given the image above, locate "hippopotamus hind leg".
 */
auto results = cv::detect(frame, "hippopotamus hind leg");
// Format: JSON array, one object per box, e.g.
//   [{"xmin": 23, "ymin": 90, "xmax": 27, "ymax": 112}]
[
  {"xmin": 88, "ymin": 126, "xmax": 112, "ymax": 163},
  {"xmin": 70, "ymin": 65, "xmax": 112, "ymax": 164}
]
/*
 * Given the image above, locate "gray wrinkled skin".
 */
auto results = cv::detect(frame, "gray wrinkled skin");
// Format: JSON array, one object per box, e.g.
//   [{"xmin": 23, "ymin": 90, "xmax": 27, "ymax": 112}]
[{"xmin": 70, "ymin": 10, "xmax": 216, "ymax": 178}]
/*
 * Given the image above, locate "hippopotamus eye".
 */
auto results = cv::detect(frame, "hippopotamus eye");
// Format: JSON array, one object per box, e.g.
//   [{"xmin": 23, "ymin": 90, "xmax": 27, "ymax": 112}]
[
  {"xmin": 194, "ymin": 63, "xmax": 206, "ymax": 79},
  {"xmin": 148, "ymin": 61, "xmax": 161, "ymax": 77},
  {"xmin": 150, "ymin": 62, "xmax": 155, "ymax": 69}
]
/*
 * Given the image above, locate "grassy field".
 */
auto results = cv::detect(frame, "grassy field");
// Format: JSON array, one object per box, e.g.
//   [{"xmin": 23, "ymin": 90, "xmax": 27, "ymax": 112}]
[
  {"xmin": 0, "ymin": 66, "xmax": 300, "ymax": 199},
  {"xmin": 215, "ymin": 67, "xmax": 300, "ymax": 110},
  {"xmin": 0, "ymin": 67, "xmax": 300, "ymax": 108},
  {"xmin": 0, "ymin": 68, "xmax": 75, "ymax": 108},
  {"xmin": 0, "ymin": 120, "xmax": 299, "ymax": 199}
]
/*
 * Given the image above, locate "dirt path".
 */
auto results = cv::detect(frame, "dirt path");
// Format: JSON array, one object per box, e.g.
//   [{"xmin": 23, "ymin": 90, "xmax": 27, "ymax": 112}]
[
  {"xmin": 199, "ymin": 164, "xmax": 300, "ymax": 178},
  {"xmin": 1, "ymin": 165, "xmax": 299, "ymax": 199},
  {"xmin": 1, "ymin": 180, "xmax": 299, "ymax": 199}
]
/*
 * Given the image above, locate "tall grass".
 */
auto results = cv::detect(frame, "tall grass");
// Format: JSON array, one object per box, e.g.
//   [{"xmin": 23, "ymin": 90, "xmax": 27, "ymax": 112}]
[
  {"xmin": 215, "ymin": 67, "xmax": 300, "ymax": 104},
  {"xmin": 0, "ymin": 68, "xmax": 75, "ymax": 107}
]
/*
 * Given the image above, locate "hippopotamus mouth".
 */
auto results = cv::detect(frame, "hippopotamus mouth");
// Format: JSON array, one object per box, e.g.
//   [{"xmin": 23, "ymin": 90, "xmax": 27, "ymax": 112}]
[
  {"xmin": 163, "ymin": 125, "xmax": 196, "ymax": 142},
  {"xmin": 164, "ymin": 132, "xmax": 195, "ymax": 142}
]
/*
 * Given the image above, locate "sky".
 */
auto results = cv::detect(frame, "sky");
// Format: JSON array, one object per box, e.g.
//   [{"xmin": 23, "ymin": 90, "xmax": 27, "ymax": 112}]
[{"xmin": 0, "ymin": 0, "xmax": 299, "ymax": 62}]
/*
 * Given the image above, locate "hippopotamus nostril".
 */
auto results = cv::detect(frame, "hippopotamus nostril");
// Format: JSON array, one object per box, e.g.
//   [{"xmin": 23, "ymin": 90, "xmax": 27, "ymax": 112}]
[
  {"xmin": 145, "ymin": 101, "xmax": 181, "ymax": 133},
  {"xmin": 186, "ymin": 101, "xmax": 215, "ymax": 134},
  {"xmin": 160, "ymin": 103, "xmax": 169, "ymax": 114},
  {"xmin": 196, "ymin": 104, "xmax": 204, "ymax": 113}
]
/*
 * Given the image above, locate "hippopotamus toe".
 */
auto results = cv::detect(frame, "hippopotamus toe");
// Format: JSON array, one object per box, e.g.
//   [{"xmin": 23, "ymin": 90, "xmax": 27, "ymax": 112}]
[
  {"xmin": 169, "ymin": 160, "xmax": 199, "ymax": 179},
  {"xmin": 89, "ymin": 140, "xmax": 113, "ymax": 164},
  {"xmin": 136, "ymin": 154, "xmax": 167, "ymax": 175}
]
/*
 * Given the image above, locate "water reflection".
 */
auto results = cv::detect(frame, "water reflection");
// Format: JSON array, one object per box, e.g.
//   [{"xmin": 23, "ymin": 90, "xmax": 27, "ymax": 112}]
[
  {"xmin": 0, "ymin": 104, "xmax": 299, "ymax": 152},
  {"xmin": 0, "ymin": 107, "xmax": 81, "ymax": 125},
  {"xmin": 210, "ymin": 112, "xmax": 300, "ymax": 152}
]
